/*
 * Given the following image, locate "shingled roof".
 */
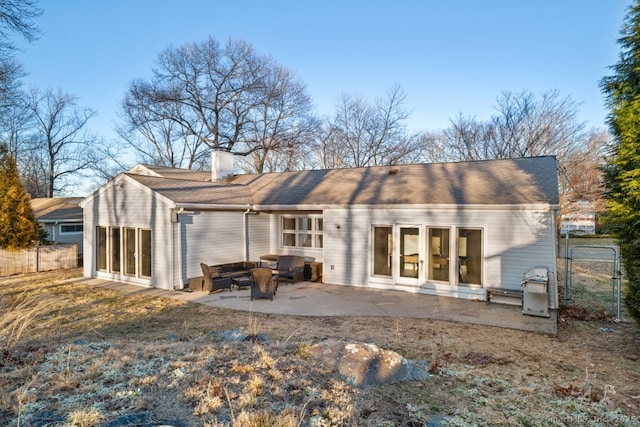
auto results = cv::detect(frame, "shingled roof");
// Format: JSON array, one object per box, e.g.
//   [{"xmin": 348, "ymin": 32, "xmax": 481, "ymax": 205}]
[
  {"xmin": 125, "ymin": 156, "xmax": 559, "ymax": 208},
  {"xmin": 31, "ymin": 197, "xmax": 84, "ymax": 221}
]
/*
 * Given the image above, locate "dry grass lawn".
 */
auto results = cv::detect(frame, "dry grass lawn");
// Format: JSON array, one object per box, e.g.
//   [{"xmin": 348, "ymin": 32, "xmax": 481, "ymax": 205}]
[{"xmin": 1, "ymin": 248, "xmax": 639, "ymax": 426}]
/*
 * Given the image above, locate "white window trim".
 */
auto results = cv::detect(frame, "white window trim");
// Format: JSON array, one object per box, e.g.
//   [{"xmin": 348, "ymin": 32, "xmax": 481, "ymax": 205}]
[
  {"xmin": 281, "ymin": 215, "xmax": 323, "ymax": 249},
  {"xmin": 60, "ymin": 223, "xmax": 83, "ymax": 234}
]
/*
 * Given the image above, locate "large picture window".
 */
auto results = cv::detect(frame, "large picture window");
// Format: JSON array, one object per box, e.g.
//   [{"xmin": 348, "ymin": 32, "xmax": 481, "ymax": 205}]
[
  {"xmin": 372, "ymin": 226, "xmax": 392, "ymax": 276},
  {"xmin": 110, "ymin": 227, "xmax": 121, "ymax": 273},
  {"xmin": 281, "ymin": 216, "xmax": 323, "ymax": 248},
  {"xmin": 139, "ymin": 229, "xmax": 152, "ymax": 278},
  {"xmin": 124, "ymin": 227, "xmax": 136, "ymax": 276},
  {"xmin": 97, "ymin": 226, "xmax": 107, "ymax": 271},
  {"xmin": 458, "ymin": 228, "xmax": 482, "ymax": 285}
]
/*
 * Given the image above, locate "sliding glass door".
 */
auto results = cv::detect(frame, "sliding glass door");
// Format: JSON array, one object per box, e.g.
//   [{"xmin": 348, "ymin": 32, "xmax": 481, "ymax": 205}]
[
  {"xmin": 428, "ymin": 227, "xmax": 450, "ymax": 283},
  {"xmin": 399, "ymin": 227, "xmax": 420, "ymax": 280}
]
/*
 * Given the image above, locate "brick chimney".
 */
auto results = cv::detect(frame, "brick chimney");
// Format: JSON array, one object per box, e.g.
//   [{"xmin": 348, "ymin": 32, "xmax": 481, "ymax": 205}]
[{"xmin": 211, "ymin": 149, "xmax": 234, "ymax": 182}]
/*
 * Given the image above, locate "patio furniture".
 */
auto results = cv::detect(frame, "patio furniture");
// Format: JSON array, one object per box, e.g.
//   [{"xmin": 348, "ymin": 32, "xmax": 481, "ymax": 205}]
[
  {"xmin": 232, "ymin": 275, "xmax": 252, "ymax": 290},
  {"xmin": 200, "ymin": 263, "xmax": 232, "ymax": 293},
  {"xmin": 250, "ymin": 267, "xmax": 277, "ymax": 300},
  {"xmin": 277, "ymin": 255, "xmax": 305, "ymax": 284}
]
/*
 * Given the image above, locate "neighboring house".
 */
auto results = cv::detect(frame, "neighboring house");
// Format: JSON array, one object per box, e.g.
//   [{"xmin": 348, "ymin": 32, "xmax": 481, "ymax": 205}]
[
  {"xmin": 80, "ymin": 152, "xmax": 560, "ymax": 310},
  {"xmin": 560, "ymin": 200, "xmax": 596, "ymax": 235},
  {"xmin": 31, "ymin": 197, "xmax": 84, "ymax": 255}
]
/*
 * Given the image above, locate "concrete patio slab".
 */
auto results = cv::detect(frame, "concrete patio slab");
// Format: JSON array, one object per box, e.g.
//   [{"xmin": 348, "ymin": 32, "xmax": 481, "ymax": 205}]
[{"xmin": 75, "ymin": 278, "xmax": 557, "ymax": 335}]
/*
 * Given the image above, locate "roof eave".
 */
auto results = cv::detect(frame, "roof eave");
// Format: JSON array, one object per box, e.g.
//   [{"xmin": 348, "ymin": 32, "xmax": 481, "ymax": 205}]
[{"xmin": 251, "ymin": 203, "xmax": 559, "ymax": 211}]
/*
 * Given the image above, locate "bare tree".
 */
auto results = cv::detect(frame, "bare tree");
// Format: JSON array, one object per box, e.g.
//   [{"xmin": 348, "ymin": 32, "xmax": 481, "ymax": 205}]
[
  {"xmin": 440, "ymin": 113, "xmax": 494, "ymax": 161},
  {"xmin": 236, "ymin": 61, "xmax": 317, "ymax": 173},
  {"xmin": 436, "ymin": 90, "xmax": 585, "ymax": 163},
  {"xmin": 120, "ymin": 36, "xmax": 316, "ymax": 173},
  {"xmin": 118, "ymin": 83, "xmax": 209, "ymax": 169},
  {"xmin": 413, "ymin": 130, "xmax": 454, "ymax": 164},
  {"xmin": 0, "ymin": 73, "xmax": 30, "ymax": 156},
  {"xmin": 314, "ymin": 85, "xmax": 417, "ymax": 168},
  {"xmin": 0, "ymin": 0, "xmax": 40, "ymax": 116},
  {"xmin": 27, "ymin": 87, "xmax": 97, "ymax": 197},
  {"xmin": 488, "ymin": 90, "xmax": 584, "ymax": 161},
  {"xmin": 559, "ymin": 128, "xmax": 609, "ymax": 204},
  {"xmin": 0, "ymin": 0, "xmax": 41, "ymax": 56}
]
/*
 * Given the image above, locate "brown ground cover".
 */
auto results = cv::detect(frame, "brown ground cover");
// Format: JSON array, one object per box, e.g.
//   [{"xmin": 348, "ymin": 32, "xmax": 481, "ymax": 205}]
[{"xmin": 1, "ymin": 243, "xmax": 639, "ymax": 426}]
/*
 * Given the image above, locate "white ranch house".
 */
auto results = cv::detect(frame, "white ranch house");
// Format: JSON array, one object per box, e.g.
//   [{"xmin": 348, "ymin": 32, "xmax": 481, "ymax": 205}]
[{"xmin": 80, "ymin": 152, "xmax": 560, "ymax": 310}]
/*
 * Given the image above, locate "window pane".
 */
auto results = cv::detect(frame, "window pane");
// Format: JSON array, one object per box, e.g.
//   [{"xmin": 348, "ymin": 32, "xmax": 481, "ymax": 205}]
[
  {"xmin": 110, "ymin": 228, "xmax": 121, "ymax": 273},
  {"xmin": 316, "ymin": 218, "xmax": 323, "ymax": 231},
  {"xmin": 458, "ymin": 228, "xmax": 482, "ymax": 285},
  {"xmin": 429, "ymin": 228, "xmax": 449, "ymax": 282},
  {"xmin": 299, "ymin": 233, "xmax": 312, "ymax": 247},
  {"xmin": 139, "ymin": 229, "xmax": 151, "ymax": 278},
  {"xmin": 124, "ymin": 228, "xmax": 136, "ymax": 276},
  {"xmin": 373, "ymin": 226, "xmax": 392, "ymax": 276},
  {"xmin": 283, "ymin": 233, "xmax": 296, "ymax": 246},
  {"xmin": 283, "ymin": 218, "xmax": 296, "ymax": 230},
  {"xmin": 400, "ymin": 227, "xmax": 419, "ymax": 278},
  {"xmin": 316, "ymin": 234, "xmax": 323, "ymax": 248},
  {"xmin": 298, "ymin": 217, "xmax": 312, "ymax": 230},
  {"xmin": 97, "ymin": 227, "xmax": 107, "ymax": 271}
]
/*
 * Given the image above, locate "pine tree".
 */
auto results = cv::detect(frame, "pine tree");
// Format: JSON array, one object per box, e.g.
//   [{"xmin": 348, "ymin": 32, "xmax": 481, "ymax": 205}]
[
  {"xmin": 601, "ymin": 1, "xmax": 640, "ymax": 325},
  {"xmin": 0, "ymin": 143, "xmax": 39, "ymax": 250}
]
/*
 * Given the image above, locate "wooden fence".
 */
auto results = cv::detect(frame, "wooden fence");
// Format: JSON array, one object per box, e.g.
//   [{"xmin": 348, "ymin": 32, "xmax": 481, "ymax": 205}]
[{"xmin": 0, "ymin": 244, "xmax": 78, "ymax": 277}]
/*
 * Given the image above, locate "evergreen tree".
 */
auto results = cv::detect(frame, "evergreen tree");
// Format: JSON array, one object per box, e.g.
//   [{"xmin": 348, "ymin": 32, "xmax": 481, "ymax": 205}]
[
  {"xmin": 0, "ymin": 143, "xmax": 39, "ymax": 250},
  {"xmin": 601, "ymin": 1, "xmax": 640, "ymax": 325}
]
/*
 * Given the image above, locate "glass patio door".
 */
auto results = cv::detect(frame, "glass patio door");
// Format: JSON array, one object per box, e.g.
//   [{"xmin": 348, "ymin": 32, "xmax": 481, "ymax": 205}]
[
  {"xmin": 428, "ymin": 228, "xmax": 450, "ymax": 283},
  {"xmin": 397, "ymin": 226, "xmax": 421, "ymax": 285}
]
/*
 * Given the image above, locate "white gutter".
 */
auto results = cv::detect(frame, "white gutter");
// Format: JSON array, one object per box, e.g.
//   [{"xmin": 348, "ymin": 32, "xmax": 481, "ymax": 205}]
[
  {"xmin": 250, "ymin": 203, "xmax": 560, "ymax": 212},
  {"xmin": 173, "ymin": 203, "xmax": 253, "ymax": 211},
  {"xmin": 243, "ymin": 207, "xmax": 251, "ymax": 262}
]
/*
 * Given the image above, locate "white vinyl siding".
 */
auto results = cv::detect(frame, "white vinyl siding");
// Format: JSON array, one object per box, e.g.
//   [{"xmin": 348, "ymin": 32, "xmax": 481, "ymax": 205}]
[
  {"xmin": 179, "ymin": 211, "xmax": 244, "ymax": 281},
  {"xmin": 178, "ymin": 210, "xmax": 272, "ymax": 284},
  {"xmin": 247, "ymin": 214, "xmax": 271, "ymax": 261}
]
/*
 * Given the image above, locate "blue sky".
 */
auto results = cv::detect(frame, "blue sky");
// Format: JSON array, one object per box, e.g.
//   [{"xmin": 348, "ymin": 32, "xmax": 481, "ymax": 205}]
[{"xmin": 16, "ymin": 0, "xmax": 630, "ymax": 143}]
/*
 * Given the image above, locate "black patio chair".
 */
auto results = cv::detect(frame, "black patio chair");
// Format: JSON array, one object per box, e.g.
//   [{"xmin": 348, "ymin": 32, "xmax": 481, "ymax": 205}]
[{"xmin": 250, "ymin": 267, "xmax": 277, "ymax": 301}]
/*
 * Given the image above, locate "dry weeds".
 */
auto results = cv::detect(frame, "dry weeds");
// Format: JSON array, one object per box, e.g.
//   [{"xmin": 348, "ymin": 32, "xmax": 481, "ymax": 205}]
[{"xmin": 1, "ymin": 252, "xmax": 639, "ymax": 426}]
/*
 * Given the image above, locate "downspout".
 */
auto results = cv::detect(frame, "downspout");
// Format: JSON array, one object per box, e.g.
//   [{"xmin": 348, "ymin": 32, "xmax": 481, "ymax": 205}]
[
  {"xmin": 243, "ymin": 206, "xmax": 251, "ymax": 262},
  {"xmin": 173, "ymin": 207, "xmax": 184, "ymax": 290}
]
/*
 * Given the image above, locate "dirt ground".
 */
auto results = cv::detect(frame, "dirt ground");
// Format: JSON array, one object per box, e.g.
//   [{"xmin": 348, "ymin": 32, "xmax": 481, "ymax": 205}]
[{"xmin": 1, "ymin": 264, "xmax": 639, "ymax": 426}]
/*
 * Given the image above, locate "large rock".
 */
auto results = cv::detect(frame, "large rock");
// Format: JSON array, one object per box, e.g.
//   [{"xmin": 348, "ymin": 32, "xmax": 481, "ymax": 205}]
[{"xmin": 309, "ymin": 338, "xmax": 430, "ymax": 387}]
